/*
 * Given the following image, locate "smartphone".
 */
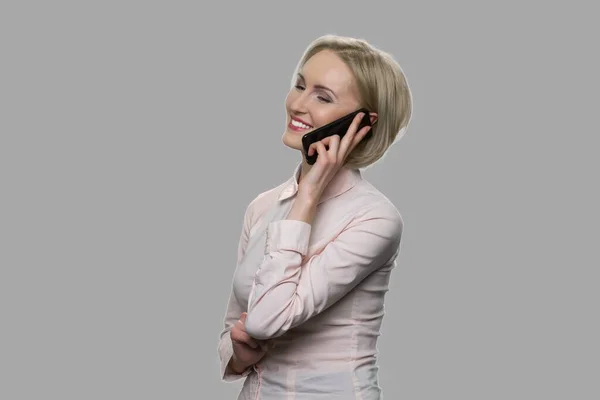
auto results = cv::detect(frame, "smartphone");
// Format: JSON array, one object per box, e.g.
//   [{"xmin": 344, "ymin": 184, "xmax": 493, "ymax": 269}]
[{"xmin": 301, "ymin": 108, "xmax": 372, "ymax": 165}]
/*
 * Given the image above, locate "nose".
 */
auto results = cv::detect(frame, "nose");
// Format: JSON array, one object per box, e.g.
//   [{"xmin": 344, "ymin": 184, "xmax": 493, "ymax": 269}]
[{"xmin": 289, "ymin": 91, "xmax": 310, "ymax": 114}]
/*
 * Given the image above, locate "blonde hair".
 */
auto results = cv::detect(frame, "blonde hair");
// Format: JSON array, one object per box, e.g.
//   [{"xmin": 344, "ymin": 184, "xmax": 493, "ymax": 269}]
[{"xmin": 292, "ymin": 35, "xmax": 413, "ymax": 169}]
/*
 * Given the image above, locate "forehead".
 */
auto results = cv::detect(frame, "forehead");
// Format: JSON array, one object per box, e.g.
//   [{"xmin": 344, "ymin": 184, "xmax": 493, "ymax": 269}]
[{"xmin": 299, "ymin": 50, "xmax": 357, "ymax": 95}]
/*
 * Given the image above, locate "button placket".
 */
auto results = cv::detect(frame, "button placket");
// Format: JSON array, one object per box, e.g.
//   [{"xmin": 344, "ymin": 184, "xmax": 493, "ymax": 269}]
[{"xmin": 264, "ymin": 226, "xmax": 270, "ymax": 253}]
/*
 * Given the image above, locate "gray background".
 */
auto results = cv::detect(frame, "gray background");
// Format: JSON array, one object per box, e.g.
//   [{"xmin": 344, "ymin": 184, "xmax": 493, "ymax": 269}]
[{"xmin": 1, "ymin": 1, "xmax": 598, "ymax": 399}]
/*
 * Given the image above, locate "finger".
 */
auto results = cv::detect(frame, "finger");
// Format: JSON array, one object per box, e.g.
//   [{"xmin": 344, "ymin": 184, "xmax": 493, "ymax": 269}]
[
  {"xmin": 319, "ymin": 135, "xmax": 340, "ymax": 153},
  {"xmin": 231, "ymin": 325, "xmax": 259, "ymax": 349},
  {"xmin": 314, "ymin": 141, "xmax": 329, "ymax": 163},
  {"xmin": 235, "ymin": 339, "xmax": 267, "ymax": 358},
  {"xmin": 327, "ymin": 135, "xmax": 341, "ymax": 162},
  {"xmin": 351, "ymin": 126, "xmax": 372, "ymax": 150},
  {"xmin": 309, "ymin": 140, "xmax": 327, "ymax": 157},
  {"xmin": 318, "ymin": 136, "xmax": 331, "ymax": 147},
  {"xmin": 345, "ymin": 126, "xmax": 371, "ymax": 160},
  {"xmin": 339, "ymin": 112, "xmax": 365, "ymax": 155}
]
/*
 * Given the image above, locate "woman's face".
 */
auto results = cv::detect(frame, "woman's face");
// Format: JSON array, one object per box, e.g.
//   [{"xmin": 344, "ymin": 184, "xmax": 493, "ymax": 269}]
[{"xmin": 282, "ymin": 50, "xmax": 363, "ymax": 153}]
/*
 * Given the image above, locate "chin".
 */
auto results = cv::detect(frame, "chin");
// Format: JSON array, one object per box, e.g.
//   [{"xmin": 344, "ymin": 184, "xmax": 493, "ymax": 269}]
[{"xmin": 281, "ymin": 129, "xmax": 304, "ymax": 151}]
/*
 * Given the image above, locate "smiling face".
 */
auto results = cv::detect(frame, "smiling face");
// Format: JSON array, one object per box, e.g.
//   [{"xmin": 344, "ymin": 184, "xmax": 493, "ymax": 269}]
[{"xmin": 282, "ymin": 50, "xmax": 363, "ymax": 153}]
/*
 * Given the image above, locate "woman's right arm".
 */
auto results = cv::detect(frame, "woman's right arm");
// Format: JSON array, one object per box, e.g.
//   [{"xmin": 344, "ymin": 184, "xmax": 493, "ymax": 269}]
[
  {"xmin": 217, "ymin": 203, "xmax": 254, "ymax": 381},
  {"xmin": 218, "ymin": 290, "xmax": 254, "ymax": 381}
]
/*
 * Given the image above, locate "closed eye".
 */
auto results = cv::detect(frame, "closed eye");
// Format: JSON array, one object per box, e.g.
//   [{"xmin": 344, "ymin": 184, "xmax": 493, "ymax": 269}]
[{"xmin": 294, "ymin": 83, "xmax": 331, "ymax": 103}]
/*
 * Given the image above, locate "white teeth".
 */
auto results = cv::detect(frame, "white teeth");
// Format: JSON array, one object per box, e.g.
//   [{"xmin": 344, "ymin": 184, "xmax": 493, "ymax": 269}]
[{"xmin": 291, "ymin": 119, "xmax": 312, "ymax": 129}]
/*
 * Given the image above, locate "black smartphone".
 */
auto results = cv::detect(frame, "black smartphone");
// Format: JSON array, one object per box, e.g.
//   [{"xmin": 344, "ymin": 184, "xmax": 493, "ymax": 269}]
[{"xmin": 301, "ymin": 108, "xmax": 372, "ymax": 165}]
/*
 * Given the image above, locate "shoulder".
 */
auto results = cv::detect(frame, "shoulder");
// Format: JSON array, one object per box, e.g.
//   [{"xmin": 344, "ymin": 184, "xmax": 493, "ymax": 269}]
[
  {"xmin": 319, "ymin": 179, "xmax": 404, "ymax": 263},
  {"xmin": 339, "ymin": 179, "xmax": 404, "ymax": 245},
  {"xmin": 348, "ymin": 179, "xmax": 402, "ymax": 224}
]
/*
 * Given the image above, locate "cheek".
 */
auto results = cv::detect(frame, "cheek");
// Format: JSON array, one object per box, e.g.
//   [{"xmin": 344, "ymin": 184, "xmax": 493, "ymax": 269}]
[{"xmin": 313, "ymin": 109, "xmax": 344, "ymax": 128}]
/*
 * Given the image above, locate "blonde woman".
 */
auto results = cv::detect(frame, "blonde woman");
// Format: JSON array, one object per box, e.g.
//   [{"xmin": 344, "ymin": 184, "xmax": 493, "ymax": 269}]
[{"xmin": 217, "ymin": 34, "xmax": 413, "ymax": 399}]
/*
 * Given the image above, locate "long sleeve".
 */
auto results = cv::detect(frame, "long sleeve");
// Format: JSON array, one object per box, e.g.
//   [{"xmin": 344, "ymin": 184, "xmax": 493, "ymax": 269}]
[
  {"xmin": 218, "ymin": 290, "xmax": 253, "ymax": 381},
  {"xmin": 244, "ymin": 201, "xmax": 403, "ymax": 341},
  {"xmin": 217, "ymin": 203, "xmax": 254, "ymax": 382}
]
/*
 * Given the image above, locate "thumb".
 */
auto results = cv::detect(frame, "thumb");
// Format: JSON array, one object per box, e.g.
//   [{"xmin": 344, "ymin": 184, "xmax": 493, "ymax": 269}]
[{"xmin": 239, "ymin": 312, "xmax": 247, "ymax": 323}]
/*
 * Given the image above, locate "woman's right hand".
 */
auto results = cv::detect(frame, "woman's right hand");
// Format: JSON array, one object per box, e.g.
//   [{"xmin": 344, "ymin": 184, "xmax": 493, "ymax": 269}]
[{"xmin": 229, "ymin": 312, "xmax": 267, "ymax": 373}]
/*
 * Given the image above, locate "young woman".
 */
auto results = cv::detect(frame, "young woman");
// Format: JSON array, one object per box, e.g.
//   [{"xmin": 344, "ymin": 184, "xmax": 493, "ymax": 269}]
[{"xmin": 217, "ymin": 34, "xmax": 413, "ymax": 399}]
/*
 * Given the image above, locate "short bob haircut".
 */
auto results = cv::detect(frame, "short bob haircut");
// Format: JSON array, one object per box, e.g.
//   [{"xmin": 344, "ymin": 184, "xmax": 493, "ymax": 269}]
[{"xmin": 291, "ymin": 35, "xmax": 413, "ymax": 169}]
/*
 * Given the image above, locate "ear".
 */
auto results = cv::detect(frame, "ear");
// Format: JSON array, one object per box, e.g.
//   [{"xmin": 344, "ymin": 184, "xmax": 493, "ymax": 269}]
[{"xmin": 368, "ymin": 112, "xmax": 378, "ymax": 125}]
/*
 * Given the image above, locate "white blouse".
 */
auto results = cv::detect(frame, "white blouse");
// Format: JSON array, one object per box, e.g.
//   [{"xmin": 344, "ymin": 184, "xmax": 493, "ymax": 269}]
[{"xmin": 218, "ymin": 163, "xmax": 404, "ymax": 399}]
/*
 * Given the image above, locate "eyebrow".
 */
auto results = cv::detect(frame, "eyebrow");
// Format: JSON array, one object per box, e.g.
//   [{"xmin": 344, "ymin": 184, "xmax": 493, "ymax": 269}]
[{"xmin": 297, "ymin": 73, "xmax": 337, "ymax": 99}]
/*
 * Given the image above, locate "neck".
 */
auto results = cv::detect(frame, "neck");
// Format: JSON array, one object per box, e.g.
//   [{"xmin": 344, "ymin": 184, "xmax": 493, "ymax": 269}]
[{"xmin": 298, "ymin": 158, "xmax": 312, "ymax": 184}]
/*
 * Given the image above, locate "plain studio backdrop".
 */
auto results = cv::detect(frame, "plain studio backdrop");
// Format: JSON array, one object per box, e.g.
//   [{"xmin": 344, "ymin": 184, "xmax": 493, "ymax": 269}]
[{"xmin": 1, "ymin": 2, "xmax": 598, "ymax": 399}]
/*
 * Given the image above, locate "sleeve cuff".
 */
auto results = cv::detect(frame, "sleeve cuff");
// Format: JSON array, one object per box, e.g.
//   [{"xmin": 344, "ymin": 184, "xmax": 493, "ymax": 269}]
[
  {"xmin": 264, "ymin": 220, "xmax": 311, "ymax": 255},
  {"xmin": 220, "ymin": 336, "xmax": 252, "ymax": 382}
]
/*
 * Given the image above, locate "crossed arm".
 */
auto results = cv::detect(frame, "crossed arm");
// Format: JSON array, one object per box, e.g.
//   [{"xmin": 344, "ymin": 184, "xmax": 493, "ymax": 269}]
[{"xmin": 217, "ymin": 198, "xmax": 402, "ymax": 380}]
